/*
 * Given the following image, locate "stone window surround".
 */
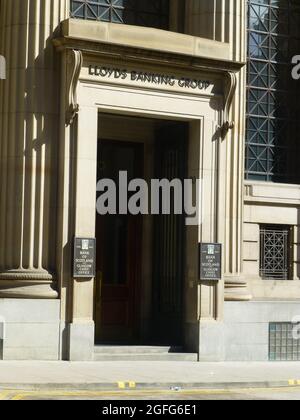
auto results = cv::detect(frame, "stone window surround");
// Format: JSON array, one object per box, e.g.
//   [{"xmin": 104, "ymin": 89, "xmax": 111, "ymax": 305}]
[{"xmin": 244, "ymin": 181, "xmax": 300, "ymax": 298}]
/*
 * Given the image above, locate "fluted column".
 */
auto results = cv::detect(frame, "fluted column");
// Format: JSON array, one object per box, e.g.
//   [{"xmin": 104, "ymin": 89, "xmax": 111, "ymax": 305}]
[
  {"xmin": 186, "ymin": 0, "xmax": 235, "ymax": 42},
  {"xmin": 185, "ymin": 0, "xmax": 252, "ymax": 301},
  {"xmin": 0, "ymin": 0, "xmax": 68, "ymax": 298}
]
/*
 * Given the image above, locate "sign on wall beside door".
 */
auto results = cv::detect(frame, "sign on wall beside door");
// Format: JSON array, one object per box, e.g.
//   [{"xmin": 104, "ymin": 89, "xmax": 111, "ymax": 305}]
[
  {"xmin": 199, "ymin": 243, "xmax": 222, "ymax": 281},
  {"xmin": 73, "ymin": 238, "xmax": 96, "ymax": 278}
]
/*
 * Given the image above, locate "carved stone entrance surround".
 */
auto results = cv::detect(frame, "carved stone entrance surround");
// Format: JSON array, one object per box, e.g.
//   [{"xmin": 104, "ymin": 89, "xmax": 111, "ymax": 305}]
[{"xmin": 54, "ymin": 18, "xmax": 245, "ymax": 360}]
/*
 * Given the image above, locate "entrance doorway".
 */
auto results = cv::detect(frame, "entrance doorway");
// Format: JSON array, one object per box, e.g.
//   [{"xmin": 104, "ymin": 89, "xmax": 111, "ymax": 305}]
[
  {"xmin": 95, "ymin": 140, "xmax": 143, "ymax": 343},
  {"xmin": 94, "ymin": 115, "xmax": 188, "ymax": 346},
  {"xmin": 152, "ymin": 123, "xmax": 187, "ymax": 345}
]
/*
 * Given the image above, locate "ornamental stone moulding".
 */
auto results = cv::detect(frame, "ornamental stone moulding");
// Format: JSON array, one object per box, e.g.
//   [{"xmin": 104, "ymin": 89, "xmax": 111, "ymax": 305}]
[
  {"xmin": 221, "ymin": 71, "xmax": 237, "ymax": 139},
  {"xmin": 66, "ymin": 49, "xmax": 83, "ymax": 126}
]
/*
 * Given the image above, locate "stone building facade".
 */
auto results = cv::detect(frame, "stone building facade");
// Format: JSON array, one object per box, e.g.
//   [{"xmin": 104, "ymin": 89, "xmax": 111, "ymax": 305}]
[{"xmin": 0, "ymin": 0, "xmax": 299, "ymax": 361}]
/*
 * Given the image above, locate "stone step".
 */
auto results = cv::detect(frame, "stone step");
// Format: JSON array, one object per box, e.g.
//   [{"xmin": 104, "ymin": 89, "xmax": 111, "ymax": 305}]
[
  {"xmin": 93, "ymin": 352, "xmax": 198, "ymax": 362},
  {"xmin": 94, "ymin": 345, "xmax": 183, "ymax": 355}
]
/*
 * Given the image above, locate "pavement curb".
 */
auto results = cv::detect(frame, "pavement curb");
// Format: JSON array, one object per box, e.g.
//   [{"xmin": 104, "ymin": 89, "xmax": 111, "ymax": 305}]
[{"xmin": 0, "ymin": 380, "xmax": 299, "ymax": 392}]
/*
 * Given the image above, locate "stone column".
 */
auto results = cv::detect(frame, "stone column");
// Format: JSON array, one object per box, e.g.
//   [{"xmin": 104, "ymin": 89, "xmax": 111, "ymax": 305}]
[
  {"xmin": 0, "ymin": 0, "xmax": 68, "ymax": 298},
  {"xmin": 185, "ymin": 0, "xmax": 232, "ymax": 42},
  {"xmin": 169, "ymin": 0, "xmax": 185, "ymax": 33},
  {"xmin": 185, "ymin": 0, "xmax": 252, "ymax": 301}
]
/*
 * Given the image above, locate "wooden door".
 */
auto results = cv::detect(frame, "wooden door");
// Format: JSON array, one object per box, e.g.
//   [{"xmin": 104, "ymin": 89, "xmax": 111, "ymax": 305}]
[{"xmin": 95, "ymin": 140, "xmax": 143, "ymax": 344}]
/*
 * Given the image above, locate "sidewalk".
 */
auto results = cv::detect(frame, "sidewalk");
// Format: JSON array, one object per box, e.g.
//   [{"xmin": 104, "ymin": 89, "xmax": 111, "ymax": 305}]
[{"xmin": 0, "ymin": 361, "xmax": 300, "ymax": 391}]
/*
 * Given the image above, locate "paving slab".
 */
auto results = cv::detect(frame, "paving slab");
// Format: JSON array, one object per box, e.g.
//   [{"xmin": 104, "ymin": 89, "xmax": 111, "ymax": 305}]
[{"xmin": 0, "ymin": 361, "xmax": 300, "ymax": 390}]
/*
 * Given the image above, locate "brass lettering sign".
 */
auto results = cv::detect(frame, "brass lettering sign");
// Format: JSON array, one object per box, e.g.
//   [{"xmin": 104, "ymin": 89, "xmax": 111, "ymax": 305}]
[{"xmin": 88, "ymin": 65, "xmax": 212, "ymax": 91}]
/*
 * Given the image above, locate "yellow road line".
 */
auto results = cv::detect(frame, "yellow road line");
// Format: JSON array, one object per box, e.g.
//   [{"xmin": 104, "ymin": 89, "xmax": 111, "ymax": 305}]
[
  {"xmin": 288, "ymin": 379, "xmax": 300, "ymax": 386},
  {"xmin": 0, "ymin": 391, "xmax": 13, "ymax": 400},
  {"xmin": 118, "ymin": 382, "xmax": 137, "ymax": 389},
  {"xmin": 0, "ymin": 390, "xmax": 26, "ymax": 400},
  {"xmin": 7, "ymin": 386, "xmax": 300, "ymax": 401}
]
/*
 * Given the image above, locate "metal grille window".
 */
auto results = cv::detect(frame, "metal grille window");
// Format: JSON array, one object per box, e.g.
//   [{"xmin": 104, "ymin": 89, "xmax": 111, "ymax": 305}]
[
  {"xmin": 260, "ymin": 225, "xmax": 292, "ymax": 280},
  {"xmin": 245, "ymin": 0, "xmax": 300, "ymax": 183},
  {"xmin": 269, "ymin": 323, "xmax": 300, "ymax": 361},
  {"xmin": 70, "ymin": 0, "xmax": 170, "ymax": 30}
]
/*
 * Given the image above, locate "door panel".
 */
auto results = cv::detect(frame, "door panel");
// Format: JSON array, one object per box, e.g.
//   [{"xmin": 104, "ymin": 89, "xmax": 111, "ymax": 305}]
[{"xmin": 95, "ymin": 140, "xmax": 143, "ymax": 344}]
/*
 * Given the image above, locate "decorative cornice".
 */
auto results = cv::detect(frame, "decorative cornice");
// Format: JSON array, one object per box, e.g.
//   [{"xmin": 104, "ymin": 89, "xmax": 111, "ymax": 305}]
[
  {"xmin": 53, "ymin": 37, "xmax": 245, "ymax": 75},
  {"xmin": 221, "ymin": 71, "xmax": 237, "ymax": 139},
  {"xmin": 66, "ymin": 49, "xmax": 83, "ymax": 126}
]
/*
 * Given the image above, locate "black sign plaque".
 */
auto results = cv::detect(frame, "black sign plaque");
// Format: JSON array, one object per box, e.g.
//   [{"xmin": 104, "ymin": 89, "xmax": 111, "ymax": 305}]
[
  {"xmin": 199, "ymin": 243, "xmax": 222, "ymax": 281},
  {"xmin": 73, "ymin": 238, "xmax": 96, "ymax": 278}
]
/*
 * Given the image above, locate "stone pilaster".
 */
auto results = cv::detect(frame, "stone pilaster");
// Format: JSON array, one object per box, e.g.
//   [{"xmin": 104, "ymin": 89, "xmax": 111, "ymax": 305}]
[
  {"xmin": 185, "ymin": 0, "xmax": 252, "ymax": 301},
  {"xmin": 186, "ymin": 0, "xmax": 236, "ymax": 42},
  {"xmin": 221, "ymin": 0, "xmax": 252, "ymax": 301},
  {"xmin": 0, "ymin": 0, "xmax": 68, "ymax": 298}
]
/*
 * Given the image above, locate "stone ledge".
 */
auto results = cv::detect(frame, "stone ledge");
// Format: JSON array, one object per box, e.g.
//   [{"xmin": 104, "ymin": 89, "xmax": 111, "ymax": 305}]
[
  {"xmin": 61, "ymin": 19, "xmax": 232, "ymax": 62},
  {"xmin": 54, "ymin": 19, "xmax": 244, "ymax": 75},
  {"xmin": 245, "ymin": 181, "xmax": 300, "ymax": 205}
]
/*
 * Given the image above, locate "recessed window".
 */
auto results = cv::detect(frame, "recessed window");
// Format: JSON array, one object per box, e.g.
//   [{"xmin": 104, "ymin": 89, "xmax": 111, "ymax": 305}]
[
  {"xmin": 260, "ymin": 225, "xmax": 292, "ymax": 280},
  {"xmin": 70, "ymin": 0, "xmax": 170, "ymax": 30}
]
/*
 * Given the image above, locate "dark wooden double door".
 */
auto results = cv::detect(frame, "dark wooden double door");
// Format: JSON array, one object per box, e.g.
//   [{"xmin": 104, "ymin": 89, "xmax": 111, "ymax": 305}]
[
  {"xmin": 95, "ymin": 124, "xmax": 187, "ymax": 345},
  {"xmin": 95, "ymin": 140, "xmax": 142, "ymax": 343}
]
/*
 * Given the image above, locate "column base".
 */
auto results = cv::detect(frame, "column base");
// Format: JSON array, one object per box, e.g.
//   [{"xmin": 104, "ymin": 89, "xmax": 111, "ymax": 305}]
[
  {"xmin": 0, "ymin": 270, "xmax": 58, "ymax": 299},
  {"xmin": 68, "ymin": 322, "xmax": 95, "ymax": 361},
  {"xmin": 198, "ymin": 321, "xmax": 225, "ymax": 361},
  {"xmin": 0, "ymin": 298, "xmax": 60, "ymax": 360},
  {"xmin": 185, "ymin": 321, "xmax": 225, "ymax": 361},
  {"xmin": 224, "ymin": 277, "xmax": 252, "ymax": 302}
]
